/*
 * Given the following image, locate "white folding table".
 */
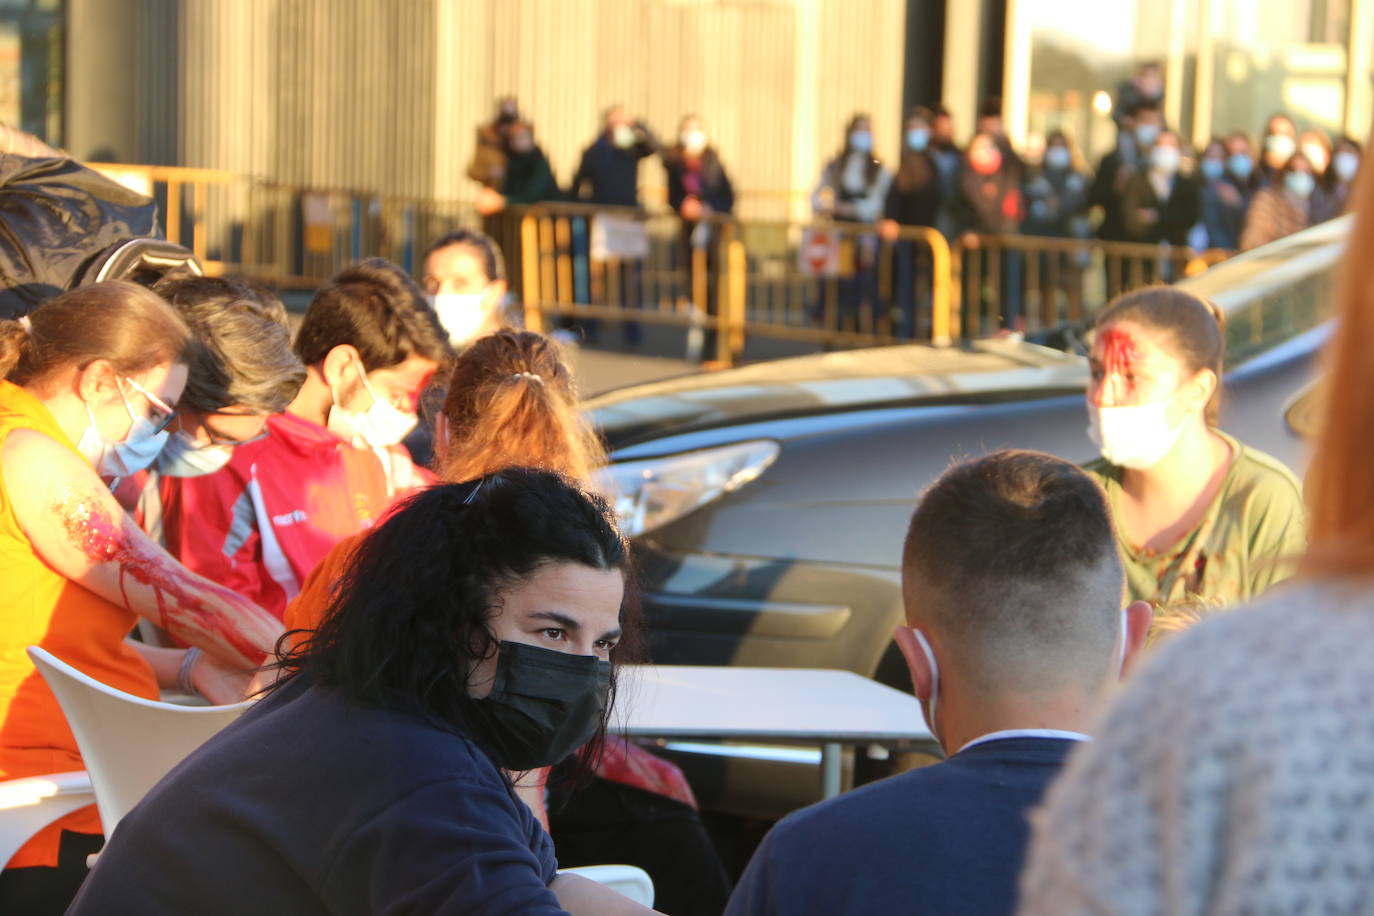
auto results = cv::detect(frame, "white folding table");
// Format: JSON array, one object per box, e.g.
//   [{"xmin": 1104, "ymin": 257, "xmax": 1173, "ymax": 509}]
[{"xmin": 612, "ymin": 665, "xmax": 935, "ymax": 799}]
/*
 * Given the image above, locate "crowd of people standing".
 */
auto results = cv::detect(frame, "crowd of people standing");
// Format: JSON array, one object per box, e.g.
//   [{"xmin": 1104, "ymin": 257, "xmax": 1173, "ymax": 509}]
[
  {"xmin": 0, "ymin": 83, "xmax": 1367, "ymax": 914},
  {"xmin": 470, "ymin": 71, "xmax": 1360, "ymax": 343}
]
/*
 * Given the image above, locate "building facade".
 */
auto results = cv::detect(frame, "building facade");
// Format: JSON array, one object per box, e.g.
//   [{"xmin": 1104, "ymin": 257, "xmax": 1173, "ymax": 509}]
[{"xmin": 3, "ymin": 0, "xmax": 1371, "ymax": 221}]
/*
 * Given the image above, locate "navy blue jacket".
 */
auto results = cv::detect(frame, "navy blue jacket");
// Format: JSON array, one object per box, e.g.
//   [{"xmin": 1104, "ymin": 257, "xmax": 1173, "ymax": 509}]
[
  {"xmin": 67, "ymin": 678, "xmax": 564, "ymax": 916},
  {"xmin": 572, "ymin": 133, "xmax": 655, "ymax": 208},
  {"xmin": 725, "ymin": 737, "xmax": 1078, "ymax": 916}
]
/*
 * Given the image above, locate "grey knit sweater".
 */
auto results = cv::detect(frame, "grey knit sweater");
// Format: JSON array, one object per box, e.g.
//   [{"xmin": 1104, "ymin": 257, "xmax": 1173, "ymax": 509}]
[{"xmin": 1018, "ymin": 580, "xmax": 1374, "ymax": 915}]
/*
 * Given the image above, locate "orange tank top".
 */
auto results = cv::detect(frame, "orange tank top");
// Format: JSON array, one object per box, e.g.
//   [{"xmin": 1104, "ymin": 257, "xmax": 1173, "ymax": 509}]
[{"xmin": 0, "ymin": 380, "xmax": 158, "ymax": 868}]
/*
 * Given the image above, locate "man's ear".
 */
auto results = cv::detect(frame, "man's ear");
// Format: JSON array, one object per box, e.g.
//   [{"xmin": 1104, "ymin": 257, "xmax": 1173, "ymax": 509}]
[
  {"xmin": 894, "ymin": 625, "xmax": 934, "ymax": 702},
  {"xmin": 1120, "ymin": 600, "xmax": 1154, "ymax": 678},
  {"xmin": 320, "ymin": 345, "xmax": 360, "ymax": 391}
]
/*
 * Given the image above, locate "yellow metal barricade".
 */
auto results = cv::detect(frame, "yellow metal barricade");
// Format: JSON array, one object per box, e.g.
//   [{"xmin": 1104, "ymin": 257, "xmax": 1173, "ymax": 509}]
[{"xmin": 84, "ymin": 163, "xmax": 1244, "ymax": 365}]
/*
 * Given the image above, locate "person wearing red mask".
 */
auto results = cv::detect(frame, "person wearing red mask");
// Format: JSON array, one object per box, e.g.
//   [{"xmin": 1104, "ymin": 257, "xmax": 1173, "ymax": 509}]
[{"xmin": 957, "ymin": 131, "xmax": 1024, "ymax": 333}]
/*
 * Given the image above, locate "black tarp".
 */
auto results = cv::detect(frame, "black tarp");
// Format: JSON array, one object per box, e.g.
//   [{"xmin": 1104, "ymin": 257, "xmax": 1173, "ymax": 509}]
[{"xmin": 0, "ymin": 153, "xmax": 162, "ymax": 319}]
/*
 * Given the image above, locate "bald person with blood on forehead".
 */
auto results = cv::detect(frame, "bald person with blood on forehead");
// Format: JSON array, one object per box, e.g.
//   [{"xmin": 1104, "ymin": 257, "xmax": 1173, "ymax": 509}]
[{"xmin": 1082, "ymin": 286, "xmax": 1305, "ymax": 606}]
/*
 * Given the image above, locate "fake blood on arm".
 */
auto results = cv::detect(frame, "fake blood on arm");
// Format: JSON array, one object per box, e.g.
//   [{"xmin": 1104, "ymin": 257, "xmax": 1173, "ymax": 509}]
[{"xmin": 56, "ymin": 494, "xmax": 268, "ymax": 665}]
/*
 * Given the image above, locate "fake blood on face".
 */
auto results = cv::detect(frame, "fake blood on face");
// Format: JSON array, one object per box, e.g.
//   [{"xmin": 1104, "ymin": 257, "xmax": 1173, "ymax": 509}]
[
  {"xmin": 1097, "ymin": 326, "xmax": 1143, "ymax": 402},
  {"xmin": 56, "ymin": 495, "xmax": 268, "ymax": 664}
]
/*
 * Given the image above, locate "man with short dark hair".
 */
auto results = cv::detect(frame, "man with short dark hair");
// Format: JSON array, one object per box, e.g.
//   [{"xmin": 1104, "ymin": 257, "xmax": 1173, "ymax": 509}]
[
  {"xmin": 159, "ymin": 259, "xmax": 451, "ymax": 618},
  {"xmin": 725, "ymin": 449, "xmax": 1152, "ymax": 916}
]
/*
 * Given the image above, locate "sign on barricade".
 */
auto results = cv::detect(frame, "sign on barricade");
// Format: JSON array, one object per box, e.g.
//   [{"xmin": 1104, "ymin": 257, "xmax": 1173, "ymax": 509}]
[
  {"xmin": 302, "ymin": 193, "xmax": 333, "ymax": 254},
  {"xmin": 798, "ymin": 227, "xmax": 841, "ymax": 276},
  {"xmin": 590, "ymin": 212, "xmax": 650, "ymax": 261}
]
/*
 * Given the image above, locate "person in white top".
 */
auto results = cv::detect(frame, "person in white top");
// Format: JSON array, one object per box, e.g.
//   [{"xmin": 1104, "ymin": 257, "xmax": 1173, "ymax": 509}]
[
  {"xmin": 725, "ymin": 449, "xmax": 1152, "ymax": 916},
  {"xmin": 1016, "ymin": 150, "xmax": 1374, "ymax": 916}
]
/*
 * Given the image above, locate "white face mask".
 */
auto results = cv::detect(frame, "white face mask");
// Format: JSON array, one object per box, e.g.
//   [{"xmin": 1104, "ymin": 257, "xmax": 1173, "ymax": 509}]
[
  {"xmin": 680, "ymin": 129, "xmax": 707, "ymax": 154},
  {"xmin": 327, "ymin": 360, "xmax": 418, "ymax": 448},
  {"xmin": 908, "ymin": 628, "xmax": 942, "ymax": 749},
  {"xmin": 612, "ymin": 124, "xmax": 637, "ymax": 149},
  {"xmin": 1266, "ymin": 133, "xmax": 1296, "ymax": 161},
  {"xmin": 1086, "ymin": 393, "xmax": 1188, "ymax": 470},
  {"xmin": 1149, "ymin": 145, "xmax": 1181, "ymax": 176},
  {"xmin": 77, "ymin": 380, "xmax": 171, "ymax": 479},
  {"xmin": 428, "ymin": 292, "xmax": 492, "ymax": 348},
  {"xmin": 156, "ymin": 429, "xmax": 235, "ymax": 478}
]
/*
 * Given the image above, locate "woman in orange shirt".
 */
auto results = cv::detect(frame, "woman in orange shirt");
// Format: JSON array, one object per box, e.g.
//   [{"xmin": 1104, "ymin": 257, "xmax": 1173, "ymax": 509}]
[{"xmin": 0, "ymin": 282, "xmax": 282, "ymax": 913}]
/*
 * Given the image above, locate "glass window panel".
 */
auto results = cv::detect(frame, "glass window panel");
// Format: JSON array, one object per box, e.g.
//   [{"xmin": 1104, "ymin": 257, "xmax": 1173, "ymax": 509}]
[
  {"xmin": 1208, "ymin": 0, "xmax": 1349, "ymax": 140},
  {"xmin": 0, "ymin": 0, "xmax": 62, "ymax": 145},
  {"xmin": 1021, "ymin": 0, "xmax": 1194, "ymax": 163}
]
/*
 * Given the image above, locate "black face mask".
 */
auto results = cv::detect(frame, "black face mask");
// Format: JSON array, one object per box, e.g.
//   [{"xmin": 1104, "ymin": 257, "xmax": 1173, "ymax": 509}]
[{"xmin": 469, "ymin": 641, "xmax": 611, "ymax": 771}]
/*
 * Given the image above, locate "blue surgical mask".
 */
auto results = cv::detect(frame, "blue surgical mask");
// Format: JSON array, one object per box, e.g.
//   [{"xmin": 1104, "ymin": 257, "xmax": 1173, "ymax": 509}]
[
  {"xmin": 1135, "ymin": 123, "xmax": 1160, "ymax": 147},
  {"xmin": 905, "ymin": 128, "xmax": 930, "ymax": 151},
  {"xmin": 1045, "ymin": 146, "xmax": 1071, "ymax": 171},
  {"xmin": 156, "ymin": 429, "xmax": 235, "ymax": 478},
  {"xmin": 76, "ymin": 381, "xmax": 171, "ymax": 479},
  {"xmin": 849, "ymin": 131, "xmax": 872, "ymax": 154},
  {"xmin": 1227, "ymin": 153, "xmax": 1253, "ymax": 180},
  {"xmin": 1334, "ymin": 150, "xmax": 1360, "ymax": 183},
  {"xmin": 1200, "ymin": 158, "xmax": 1225, "ymax": 181},
  {"xmin": 1284, "ymin": 170, "xmax": 1316, "ymax": 199}
]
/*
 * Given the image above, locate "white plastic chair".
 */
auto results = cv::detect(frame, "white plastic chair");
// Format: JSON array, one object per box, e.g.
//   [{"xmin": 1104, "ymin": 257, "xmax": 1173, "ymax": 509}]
[
  {"xmin": 558, "ymin": 864, "xmax": 655, "ymax": 906},
  {"xmin": 26, "ymin": 646, "xmax": 250, "ymax": 837},
  {"xmin": 0, "ymin": 770, "xmax": 95, "ymax": 868}
]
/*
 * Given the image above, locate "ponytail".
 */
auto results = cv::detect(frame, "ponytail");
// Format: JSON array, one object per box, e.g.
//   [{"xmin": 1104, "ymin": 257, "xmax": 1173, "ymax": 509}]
[
  {"xmin": 0, "ymin": 317, "xmax": 29, "ymax": 379},
  {"xmin": 439, "ymin": 330, "xmax": 605, "ymax": 484}
]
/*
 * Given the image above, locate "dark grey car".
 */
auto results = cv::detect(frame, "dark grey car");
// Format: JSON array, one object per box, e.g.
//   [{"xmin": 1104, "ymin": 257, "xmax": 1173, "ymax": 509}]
[{"xmin": 588, "ymin": 219, "xmax": 1343, "ymax": 814}]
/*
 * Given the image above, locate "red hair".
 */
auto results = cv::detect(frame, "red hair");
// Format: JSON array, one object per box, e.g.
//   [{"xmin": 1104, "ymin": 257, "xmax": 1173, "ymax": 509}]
[
  {"xmin": 1303, "ymin": 163, "xmax": 1374, "ymax": 576},
  {"xmin": 437, "ymin": 330, "xmax": 604, "ymax": 484}
]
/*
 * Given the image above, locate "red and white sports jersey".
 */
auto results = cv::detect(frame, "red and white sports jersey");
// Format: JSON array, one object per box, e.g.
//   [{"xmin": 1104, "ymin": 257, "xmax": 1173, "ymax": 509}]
[{"xmin": 157, "ymin": 411, "xmax": 429, "ymax": 619}]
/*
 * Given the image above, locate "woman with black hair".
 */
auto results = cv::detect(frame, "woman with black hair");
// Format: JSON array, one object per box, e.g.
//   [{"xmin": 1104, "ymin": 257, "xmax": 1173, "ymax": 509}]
[{"xmin": 68, "ymin": 469, "xmax": 660, "ymax": 915}]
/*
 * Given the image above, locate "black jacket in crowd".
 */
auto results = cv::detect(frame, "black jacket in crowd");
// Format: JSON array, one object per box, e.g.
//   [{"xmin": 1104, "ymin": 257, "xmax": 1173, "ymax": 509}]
[{"xmin": 662, "ymin": 147, "xmax": 735, "ymax": 216}]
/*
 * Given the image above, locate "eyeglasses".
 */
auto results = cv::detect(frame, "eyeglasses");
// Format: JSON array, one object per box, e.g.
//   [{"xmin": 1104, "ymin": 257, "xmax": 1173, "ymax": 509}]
[
  {"xmin": 120, "ymin": 376, "xmax": 177, "ymax": 434},
  {"xmin": 196, "ymin": 411, "xmax": 272, "ymax": 447}
]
